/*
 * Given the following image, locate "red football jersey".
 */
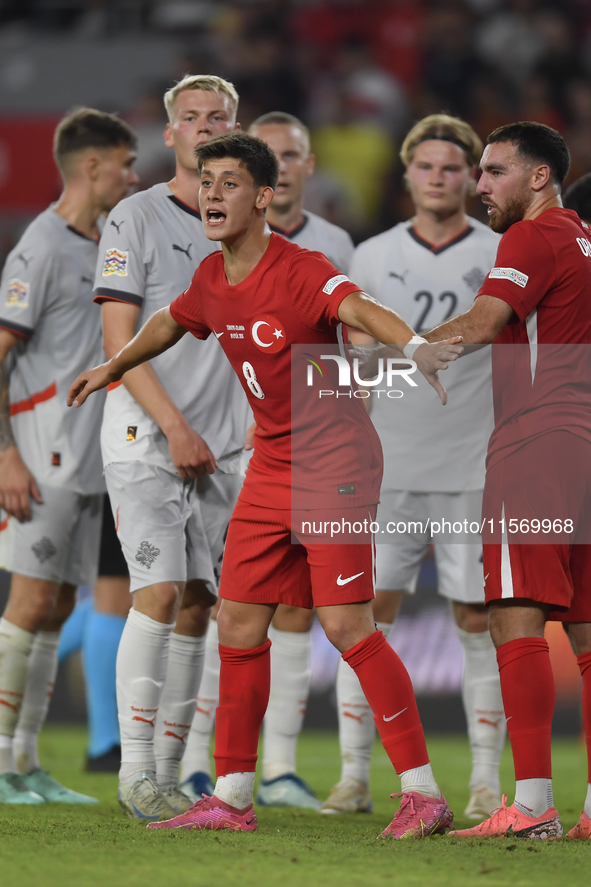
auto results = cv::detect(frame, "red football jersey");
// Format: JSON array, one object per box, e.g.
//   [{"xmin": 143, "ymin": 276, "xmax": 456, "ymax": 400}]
[
  {"xmin": 170, "ymin": 233, "xmax": 383, "ymax": 510},
  {"xmin": 477, "ymin": 207, "xmax": 591, "ymax": 468}
]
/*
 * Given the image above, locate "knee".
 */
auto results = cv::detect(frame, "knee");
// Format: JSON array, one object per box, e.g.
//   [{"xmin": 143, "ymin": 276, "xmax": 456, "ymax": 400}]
[
  {"xmin": 453, "ymin": 602, "xmax": 489, "ymax": 634},
  {"xmin": 272, "ymin": 605, "xmax": 314, "ymax": 633},
  {"xmin": 7, "ymin": 578, "xmax": 59, "ymax": 629}
]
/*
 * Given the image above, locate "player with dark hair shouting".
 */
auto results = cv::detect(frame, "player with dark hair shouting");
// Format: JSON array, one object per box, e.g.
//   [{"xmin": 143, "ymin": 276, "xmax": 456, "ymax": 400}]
[{"xmin": 69, "ymin": 131, "xmax": 462, "ymax": 838}]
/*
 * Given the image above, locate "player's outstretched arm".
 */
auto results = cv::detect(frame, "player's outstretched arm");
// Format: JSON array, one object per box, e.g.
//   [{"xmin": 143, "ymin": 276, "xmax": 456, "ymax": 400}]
[
  {"xmin": 422, "ymin": 295, "xmax": 514, "ymax": 345},
  {"xmin": 0, "ymin": 330, "xmax": 43, "ymax": 522},
  {"xmin": 338, "ymin": 291, "xmax": 463, "ymax": 405},
  {"xmin": 68, "ymin": 307, "xmax": 186, "ymax": 408}
]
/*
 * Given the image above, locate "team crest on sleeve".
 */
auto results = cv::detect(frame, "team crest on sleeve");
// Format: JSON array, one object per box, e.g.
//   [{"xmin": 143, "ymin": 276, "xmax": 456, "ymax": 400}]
[
  {"xmin": 250, "ymin": 314, "xmax": 286, "ymax": 353},
  {"xmin": 488, "ymin": 267, "xmax": 528, "ymax": 288},
  {"xmin": 322, "ymin": 274, "xmax": 349, "ymax": 295},
  {"xmin": 5, "ymin": 278, "xmax": 29, "ymax": 307},
  {"xmin": 102, "ymin": 248, "xmax": 129, "ymax": 277}
]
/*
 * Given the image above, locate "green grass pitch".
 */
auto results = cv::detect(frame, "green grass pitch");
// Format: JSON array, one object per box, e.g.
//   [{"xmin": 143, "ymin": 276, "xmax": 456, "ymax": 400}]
[{"xmin": 0, "ymin": 726, "xmax": 589, "ymax": 887}]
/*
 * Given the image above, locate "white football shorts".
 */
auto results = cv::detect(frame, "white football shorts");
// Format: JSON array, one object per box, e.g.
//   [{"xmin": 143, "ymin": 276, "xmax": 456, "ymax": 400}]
[
  {"xmin": 105, "ymin": 462, "xmax": 241, "ymax": 595},
  {"xmin": 0, "ymin": 484, "xmax": 102, "ymax": 587},
  {"xmin": 375, "ymin": 490, "xmax": 485, "ymax": 604}
]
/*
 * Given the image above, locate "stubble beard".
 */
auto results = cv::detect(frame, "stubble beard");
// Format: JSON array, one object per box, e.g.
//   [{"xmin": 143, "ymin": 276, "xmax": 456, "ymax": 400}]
[{"xmin": 488, "ymin": 191, "xmax": 530, "ymax": 233}]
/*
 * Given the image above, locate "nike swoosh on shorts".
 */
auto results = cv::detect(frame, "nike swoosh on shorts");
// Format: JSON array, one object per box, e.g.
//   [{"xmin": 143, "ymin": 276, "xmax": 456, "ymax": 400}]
[{"xmin": 336, "ymin": 571, "xmax": 365, "ymax": 586}]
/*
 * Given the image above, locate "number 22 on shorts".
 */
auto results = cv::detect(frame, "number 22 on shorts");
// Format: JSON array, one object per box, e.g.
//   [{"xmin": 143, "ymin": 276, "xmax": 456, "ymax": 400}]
[{"xmin": 242, "ymin": 361, "xmax": 265, "ymax": 399}]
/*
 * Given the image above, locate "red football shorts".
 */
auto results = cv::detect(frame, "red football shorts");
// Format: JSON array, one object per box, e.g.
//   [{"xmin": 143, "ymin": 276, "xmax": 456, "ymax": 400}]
[
  {"xmin": 482, "ymin": 431, "xmax": 591, "ymax": 621},
  {"xmin": 219, "ymin": 498, "xmax": 377, "ymax": 608}
]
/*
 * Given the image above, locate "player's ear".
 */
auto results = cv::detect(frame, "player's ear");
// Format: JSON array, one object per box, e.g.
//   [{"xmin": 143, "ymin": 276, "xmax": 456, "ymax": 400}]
[
  {"xmin": 164, "ymin": 122, "xmax": 174, "ymax": 149},
  {"xmin": 85, "ymin": 152, "xmax": 101, "ymax": 181},
  {"xmin": 531, "ymin": 163, "xmax": 551, "ymax": 192},
  {"xmin": 256, "ymin": 186, "xmax": 274, "ymax": 210},
  {"xmin": 234, "ymin": 121, "xmax": 242, "ymax": 132}
]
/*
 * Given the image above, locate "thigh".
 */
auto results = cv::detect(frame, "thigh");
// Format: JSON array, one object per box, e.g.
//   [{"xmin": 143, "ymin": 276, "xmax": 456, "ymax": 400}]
[
  {"xmin": 62, "ymin": 493, "xmax": 103, "ymax": 588},
  {"xmin": 105, "ymin": 462, "xmax": 189, "ymax": 593},
  {"xmin": 185, "ymin": 470, "xmax": 242, "ymax": 595},
  {"xmin": 548, "ymin": 543, "xmax": 591, "ymax": 623},
  {"xmin": 432, "ymin": 491, "xmax": 485, "ymax": 603},
  {"xmin": 98, "ymin": 492, "xmax": 129, "ymax": 578},
  {"xmin": 375, "ymin": 491, "xmax": 430, "ymax": 593},
  {"xmin": 0, "ymin": 484, "xmax": 79, "ymax": 584},
  {"xmin": 297, "ymin": 505, "xmax": 377, "ymax": 607},
  {"xmin": 219, "ymin": 499, "xmax": 312, "ymax": 607}
]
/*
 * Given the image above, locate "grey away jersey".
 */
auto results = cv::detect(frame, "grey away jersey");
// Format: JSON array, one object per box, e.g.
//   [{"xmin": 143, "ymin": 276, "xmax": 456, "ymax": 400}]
[
  {"xmin": 269, "ymin": 210, "xmax": 354, "ymax": 273},
  {"xmin": 350, "ymin": 219, "xmax": 500, "ymax": 492},
  {"xmin": 0, "ymin": 208, "xmax": 105, "ymax": 494},
  {"xmin": 95, "ymin": 182, "xmax": 248, "ymax": 473}
]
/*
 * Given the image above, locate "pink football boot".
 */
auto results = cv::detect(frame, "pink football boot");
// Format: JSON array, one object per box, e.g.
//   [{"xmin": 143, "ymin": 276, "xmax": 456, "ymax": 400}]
[
  {"xmin": 379, "ymin": 791, "xmax": 453, "ymax": 839},
  {"xmin": 146, "ymin": 795, "xmax": 257, "ymax": 832},
  {"xmin": 449, "ymin": 795, "xmax": 562, "ymax": 840}
]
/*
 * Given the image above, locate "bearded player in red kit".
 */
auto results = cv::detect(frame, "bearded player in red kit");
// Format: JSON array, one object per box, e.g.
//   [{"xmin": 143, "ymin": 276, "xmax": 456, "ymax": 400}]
[
  {"xmin": 411, "ymin": 121, "xmax": 591, "ymax": 841},
  {"xmin": 68, "ymin": 132, "xmax": 463, "ymax": 838}
]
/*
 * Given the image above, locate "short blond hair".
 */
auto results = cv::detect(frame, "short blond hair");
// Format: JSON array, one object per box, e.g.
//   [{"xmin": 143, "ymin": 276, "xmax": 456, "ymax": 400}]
[
  {"xmin": 163, "ymin": 74, "xmax": 239, "ymax": 122},
  {"xmin": 400, "ymin": 114, "xmax": 482, "ymax": 168}
]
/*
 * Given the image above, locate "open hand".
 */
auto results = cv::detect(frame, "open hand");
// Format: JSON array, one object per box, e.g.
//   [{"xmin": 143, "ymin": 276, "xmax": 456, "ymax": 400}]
[
  {"xmin": 0, "ymin": 447, "xmax": 43, "ymax": 522},
  {"xmin": 413, "ymin": 337, "xmax": 463, "ymax": 405},
  {"xmin": 68, "ymin": 362, "xmax": 118, "ymax": 408}
]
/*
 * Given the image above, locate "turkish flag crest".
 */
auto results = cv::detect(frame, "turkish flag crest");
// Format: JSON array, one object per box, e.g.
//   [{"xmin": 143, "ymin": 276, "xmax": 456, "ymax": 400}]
[{"xmin": 250, "ymin": 314, "xmax": 286, "ymax": 353}]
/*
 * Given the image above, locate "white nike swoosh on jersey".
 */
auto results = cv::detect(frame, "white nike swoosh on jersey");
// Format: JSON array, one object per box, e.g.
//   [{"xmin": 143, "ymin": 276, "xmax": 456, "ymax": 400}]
[
  {"xmin": 214, "ymin": 330, "xmax": 224, "ymax": 338},
  {"xmin": 383, "ymin": 708, "xmax": 407, "ymax": 722},
  {"xmin": 336, "ymin": 571, "xmax": 365, "ymax": 586}
]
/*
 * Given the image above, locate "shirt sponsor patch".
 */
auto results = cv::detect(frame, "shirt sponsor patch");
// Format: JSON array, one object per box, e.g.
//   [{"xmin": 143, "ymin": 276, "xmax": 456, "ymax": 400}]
[
  {"xmin": 322, "ymin": 274, "xmax": 349, "ymax": 295},
  {"xmin": 488, "ymin": 267, "xmax": 529, "ymax": 288},
  {"xmin": 5, "ymin": 278, "xmax": 29, "ymax": 307},
  {"xmin": 102, "ymin": 248, "xmax": 129, "ymax": 277}
]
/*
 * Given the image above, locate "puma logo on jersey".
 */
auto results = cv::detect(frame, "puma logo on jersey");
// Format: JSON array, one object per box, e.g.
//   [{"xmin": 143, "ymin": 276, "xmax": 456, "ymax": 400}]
[
  {"xmin": 110, "ymin": 220, "xmax": 124, "ymax": 233},
  {"xmin": 389, "ymin": 270, "xmax": 409, "ymax": 284},
  {"xmin": 16, "ymin": 253, "xmax": 32, "ymax": 269},
  {"xmin": 173, "ymin": 242, "xmax": 192, "ymax": 259}
]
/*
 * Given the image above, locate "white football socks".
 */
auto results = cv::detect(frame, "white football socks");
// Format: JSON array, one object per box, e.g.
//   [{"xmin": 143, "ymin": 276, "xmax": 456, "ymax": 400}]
[
  {"xmin": 456, "ymin": 627, "xmax": 505, "ymax": 795},
  {"xmin": 400, "ymin": 763, "xmax": 441, "ymax": 798},
  {"xmin": 0, "ymin": 618, "xmax": 35, "ymax": 774},
  {"xmin": 514, "ymin": 778, "xmax": 554, "ymax": 817},
  {"xmin": 335, "ymin": 622, "xmax": 391, "ymax": 787},
  {"xmin": 154, "ymin": 632, "xmax": 205, "ymax": 786},
  {"xmin": 262, "ymin": 626, "xmax": 312, "ymax": 781},
  {"xmin": 584, "ymin": 783, "xmax": 591, "ymax": 818},
  {"xmin": 116, "ymin": 608, "xmax": 172, "ymax": 785},
  {"xmin": 180, "ymin": 618, "xmax": 220, "ymax": 781},
  {"xmin": 14, "ymin": 630, "xmax": 60, "ymax": 774},
  {"xmin": 214, "ymin": 771, "xmax": 255, "ymax": 809}
]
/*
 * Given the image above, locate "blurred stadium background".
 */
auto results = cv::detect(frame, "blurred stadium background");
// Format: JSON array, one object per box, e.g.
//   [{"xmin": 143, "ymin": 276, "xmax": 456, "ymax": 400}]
[{"xmin": 0, "ymin": 0, "xmax": 586, "ymax": 733}]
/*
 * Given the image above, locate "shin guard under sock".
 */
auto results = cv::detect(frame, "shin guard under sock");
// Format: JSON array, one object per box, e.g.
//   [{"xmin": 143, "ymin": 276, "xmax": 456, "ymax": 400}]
[
  {"xmin": 343, "ymin": 631, "xmax": 429, "ymax": 774},
  {"xmin": 496, "ymin": 637, "xmax": 554, "ymax": 780},
  {"xmin": 214, "ymin": 639, "xmax": 271, "ymax": 777}
]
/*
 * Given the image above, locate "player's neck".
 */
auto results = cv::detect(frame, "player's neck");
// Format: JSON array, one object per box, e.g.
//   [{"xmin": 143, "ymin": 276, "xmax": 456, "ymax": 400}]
[
  {"xmin": 53, "ymin": 186, "xmax": 102, "ymax": 241},
  {"xmin": 412, "ymin": 206, "xmax": 469, "ymax": 247},
  {"xmin": 168, "ymin": 165, "xmax": 201, "ymax": 211},
  {"xmin": 221, "ymin": 225, "xmax": 272, "ymax": 286},
  {"xmin": 265, "ymin": 199, "xmax": 304, "ymax": 234},
  {"xmin": 523, "ymin": 191, "xmax": 563, "ymax": 222}
]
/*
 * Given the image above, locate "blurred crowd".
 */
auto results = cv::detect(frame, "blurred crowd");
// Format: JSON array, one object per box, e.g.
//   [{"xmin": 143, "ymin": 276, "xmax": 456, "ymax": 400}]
[{"xmin": 1, "ymin": 0, "xmax": 591, "ymax": 240}]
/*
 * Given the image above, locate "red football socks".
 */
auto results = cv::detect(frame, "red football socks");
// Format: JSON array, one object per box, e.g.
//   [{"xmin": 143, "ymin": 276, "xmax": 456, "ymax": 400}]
[
  {"xmin": 577, "ymin": 651, "xmax": 591, "ymax": 783},
  {"xmin": 214, "ymin": 639, "xmax": 271, "ymax": 777},
  {"xmin": 496, "ymin": 637, "xmax": 554, "ymax": 780},
  {"xmin": 343, "ymin": 630, "xmax": 429, "ymax": 774}
]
